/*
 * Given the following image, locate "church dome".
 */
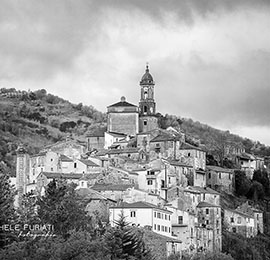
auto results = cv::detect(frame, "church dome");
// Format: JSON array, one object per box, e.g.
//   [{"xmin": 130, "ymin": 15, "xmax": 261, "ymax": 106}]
[{"xmin": 140, "ymin": 64, "xmax": 154, "ymax": 84}]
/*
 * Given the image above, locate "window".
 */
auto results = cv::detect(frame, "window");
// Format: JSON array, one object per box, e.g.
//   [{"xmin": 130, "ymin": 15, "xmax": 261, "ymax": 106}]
[
  {"xmin": 219, "ymin": 173, "xmax": 221, "ymax": 179},
  {"xmin": 229, "ymin": 174, "xmax": 231, "ymax": 180},
  {"xmin": 144, "ymin": 106, "xmax": 148, "ymax": 113},
  {"xmin": 51, "ymin": 167, "xmax": 53, "ymax": 171},
  {"xmin": 231, "ymin": 217, "xmax": 234, "ymax": 223},
  {"xmin": 144, "ymin": 121, "xmax": 147, "ymax": 126},
  {"xmin": 237, "ymin": 217, "xmax": 241, "ymax": 224},
  {"xmin": 130, "ymin": 211, "xmax": 136, "ymax": 218},
  {"xmin": 169, "ymin": 227, "xmax": 170, "ymax": 233},
  {"xmin": 154, "ymin": 224, "xmax": 156, "ymax": 230},
  {"xmin": 147, "ymin": 180, "xmax": 153, "ymax": 185},
  {"xmin": 208, "ymin": 172, "xmax": 211, "ymax": 179},
  {"xmin": 165, "ymin": 226, "xmax": 167, "ymax": 232},
  {"xmin": 232, "ymin": 227, "xmax": 236, "ymax": 233},
  {"xmin": 178, "ymin": 216, "xmax": 183, "ymax": 224},
  {"xmin": 165, "ymin": 214, "xmax": 167, "ymax": 220},
  {"xmin": 206, "ymin": 220, "xmax": 209, "ymax": 225},
  {"xmin": 157, "ymin": 213, "xmax": 161, "ymax": 218},
  {"xmin": 169, "ymin": 215, "xmax": 170, "ymax": 221},
  {"xmin": 162, "ymin": 226, "xmax": 164, "ymax": 231},
  {"xmin": 74, "ymin": 163, "xmax": 77, "ymax": 168},
  {"xmin": 154, "ymin": 212, "xmax": 156, "ymax": 218},
  {"xmin": 190, "ymin": 228, "xmax": 193, "ymax": 238},
  {"xmin": 188, "ymin": 153, "xmax": 191, "ymax": 157},
  {"xmin": 158, "ymin": 225, "xmax": 160, "ymax": 231},
  {"xmin": 203, "ymin": 193, "xmax": 206, "ymax": 201},
  {"xmin": 161, "ymin": 213, "xmax": 163, "ymax": 219},
  {"xmin": 206, "ymin": 208, "xmax": 209, "ymax": 215}
]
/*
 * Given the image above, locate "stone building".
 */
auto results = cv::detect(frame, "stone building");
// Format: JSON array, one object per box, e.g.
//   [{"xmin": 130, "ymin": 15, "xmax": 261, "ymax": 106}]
[
  {"xmin": 107, "ymin": 96, "xmax": 139, "ymax": 136},
  {"xmin": 196, "ymin": 202, "xmax": 222, "ymax": 252},
  {"xmin": 86, "ymin": 128, "xmax": 106, "ymax": 151},
  {"xmin": 206, "ymin": 166, "xmax": 234, "ymax": 193},
  {"xmin": 223, "ymin": 208, "xmax": 255, "ymax": 238}
]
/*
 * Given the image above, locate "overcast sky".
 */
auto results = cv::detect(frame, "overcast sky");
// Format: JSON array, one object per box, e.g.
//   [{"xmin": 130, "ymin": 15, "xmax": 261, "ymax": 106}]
[{"xmin": 1, "ymin": 0, "xmax": 270, "ymax": 145}]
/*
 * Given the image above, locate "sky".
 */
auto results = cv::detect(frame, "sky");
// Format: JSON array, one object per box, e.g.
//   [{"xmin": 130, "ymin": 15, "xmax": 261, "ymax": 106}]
[{"xmin": 1, "ymin": 0, "xmax": 270, "ymax": 145}]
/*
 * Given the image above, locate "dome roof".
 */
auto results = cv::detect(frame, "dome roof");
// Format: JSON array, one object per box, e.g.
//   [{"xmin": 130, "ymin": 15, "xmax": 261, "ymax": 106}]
[{"xmin": 140, "ymin": 64, "xmax": 154, "ymax": 85}]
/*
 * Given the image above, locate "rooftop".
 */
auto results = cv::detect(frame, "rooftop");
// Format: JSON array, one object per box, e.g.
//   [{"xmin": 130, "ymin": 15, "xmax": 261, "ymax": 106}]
[
  {"xmin": 39, "ymin": 172, "xmax": 83, "ymax": 179},
  {"xmin": 110, "ymin": 201, "xmax": 172, "ymax": 213},
  {"xmin": 179, "ymin": 142, "xmax": 203, "ymax": 151},
  {"xmin": 91, "ymin": 183, "xmax": 134, "ymax": 191},
  {"xmin": 78, "ymin": 159, "xmax": 99, "ymax": 167},
  {"xmin": 197, "ymin": 201, "xmax": 220, "ymax": 208},
  {"xmin": 60, "ymin": 154, "xmax": 73, "ymax": 162},
  {"xmin": 206, "ymin": 165, "xmax": 233, "ymax": 173},
  {"xmin": 108, "ymin": 96, "xmax": 137, "ymax": 108}
]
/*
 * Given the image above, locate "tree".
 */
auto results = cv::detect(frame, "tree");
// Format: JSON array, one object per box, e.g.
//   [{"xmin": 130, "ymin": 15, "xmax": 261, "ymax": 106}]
[
  {"xmin": 0, "ymin": 165, "xmax": 17, "ymax": 248},
  {"xmin": 16, "ymin": 191, "xmax": 40, "ymax": 225},
  {"xmin": 103, "ymin": 211, "xmax": 154, "ymax": 260},
  {"xmin": 247, "ymin": 181, "xmax": 265, "ymax": 201},
  {"xmin": 207, "ymin": 132, "xmax": 230, "ymax": 167},
  {"xmin": 37, "ymin": 180, "xmax": 91, "ymax": 238},
  {"xmin": 234, "ymin": 170, "xmax": 252, "ymax": 197},
  {"xmin": 253, "ymin": 169, "xmax": 270, "ymax": 195}
]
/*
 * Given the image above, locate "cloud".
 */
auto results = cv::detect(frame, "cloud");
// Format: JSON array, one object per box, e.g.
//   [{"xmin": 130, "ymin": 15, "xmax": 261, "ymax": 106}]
[{"xmin": 1, "ymin": 0, "xmax": 270, "ymax": 145}]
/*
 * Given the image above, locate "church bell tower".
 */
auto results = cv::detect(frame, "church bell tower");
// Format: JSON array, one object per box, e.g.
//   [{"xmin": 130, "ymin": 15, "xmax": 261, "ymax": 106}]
[{"xmin": 139, "ymin": 64, "xmax": 158, "ymax": 132}]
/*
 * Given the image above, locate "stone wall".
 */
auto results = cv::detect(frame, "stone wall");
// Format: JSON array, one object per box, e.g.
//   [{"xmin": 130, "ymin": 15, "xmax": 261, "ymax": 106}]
[{"xmin": 107, "ymin": 112, "xmax": 139, "ymax": 135}]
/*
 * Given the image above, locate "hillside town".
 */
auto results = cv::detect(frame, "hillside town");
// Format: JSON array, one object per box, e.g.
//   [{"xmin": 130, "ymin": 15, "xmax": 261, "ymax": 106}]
[{"xmin": 13, "ymin": 65, "xmax": 266, "ymax": 258}]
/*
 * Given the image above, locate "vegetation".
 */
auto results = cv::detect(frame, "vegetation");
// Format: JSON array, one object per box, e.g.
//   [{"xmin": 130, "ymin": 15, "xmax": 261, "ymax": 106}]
[
  {"xmin": 0, "ymin": 164, "xmax": 17, "ymax": 248},
  {"xmin": 234, "ymin": 169, "xmax": 270, "ymax": 201},
  {"xmin": 223, "ymin": 231, "xmax": 270, "ymax": 260},
  {"xmin": 0, "ymin": 178, "xmax": 154, "ymax": 260}
]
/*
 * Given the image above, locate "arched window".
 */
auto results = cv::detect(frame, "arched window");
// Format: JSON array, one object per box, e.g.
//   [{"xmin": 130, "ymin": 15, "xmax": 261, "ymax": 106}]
[
  {"xmin": 144, "ymin": 91, "xmax": 148, "ymax": 99},
  {"xmin": 144, "ymin": 106, "xmax": 148, "ymax": 113}
]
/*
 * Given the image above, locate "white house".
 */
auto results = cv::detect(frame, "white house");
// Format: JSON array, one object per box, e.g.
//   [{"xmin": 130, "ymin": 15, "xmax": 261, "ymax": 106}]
[{"xmin": 110, "ymin": 201, "xmax": 173, "ymax": 237}]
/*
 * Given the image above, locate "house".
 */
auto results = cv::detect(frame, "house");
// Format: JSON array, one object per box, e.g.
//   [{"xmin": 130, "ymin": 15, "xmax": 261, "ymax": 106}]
[
  {"xmin": 206, "ymin": 166, "xmax": 234, "ymax": 193},
  {"xmin": 110, "ymin": 201, "xmax": 173, "ymax": 237},
  {"xmin": 196, "ymin": 202, "xmax": 222, "ymax": 252},
  {"xmin": 104, "ymin": 131, "xmax": 127, "ymax": 149},
  {"xmin": 121, "ymin": 187, "xmax": 166, "ymax": 206},
  {"xmin": 149, "ymin": 130, "xmax": 181, "ymax": 160},
  {"xmin": 42, "ymin": 138, "xmax": 86, "ymax": 160},
  {"xmin": 143, "ymin": 229, "xmax": 182, "ymax": 260},
  {"xmin": 76, "ymin": 182, "xmax": 117, "ymax": 224},
  {"xmin": 179, "ymin": 142, "xmax": 206, "ymax": 171},
  {"xmin": 183, "ymin": 186, "xmax": 220, "ymax": 212},
  {"xmin": 73, "ymin": 159, "xmax": 101, "ymax": 174},
  {"xmin": 167, "ymin": 204, "xmax": 198, "ymax": 254},
  {"xmin": 91, "ymin": 183, "xmax": 135, "ymax": 201},
  {"xmin": 236, "ymin": 202, "xmax": 264, "ymax": 235},
  {"xmin": 224, "ymin": 208, "xmax": 255, "ymax": 238},
  {"xmin": 236, "ymin": 153, "xmax": 256, "ymax": 179},
  {"xmin": 86, "ymin": 128, "xmax": 106, "ymax": 151},
  {"xmin": 36, "ymin": 172, "xmax": 83, "ymax": 195}
]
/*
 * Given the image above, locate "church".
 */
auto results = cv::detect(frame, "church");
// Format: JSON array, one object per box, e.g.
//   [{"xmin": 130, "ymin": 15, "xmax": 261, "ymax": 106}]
[{"xmin": 106, "ymin": 64, "xmax": 159, "ymax": 138}]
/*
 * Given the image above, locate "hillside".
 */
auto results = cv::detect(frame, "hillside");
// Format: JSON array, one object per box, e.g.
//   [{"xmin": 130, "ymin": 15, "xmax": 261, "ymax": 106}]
[
  {"xmin": 1, "ymin": 87, "xmax": 270, "ymax": 175},
  {"xmin": 0, "ymin": 88, "xmax": 106, "ymax": 174}
]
